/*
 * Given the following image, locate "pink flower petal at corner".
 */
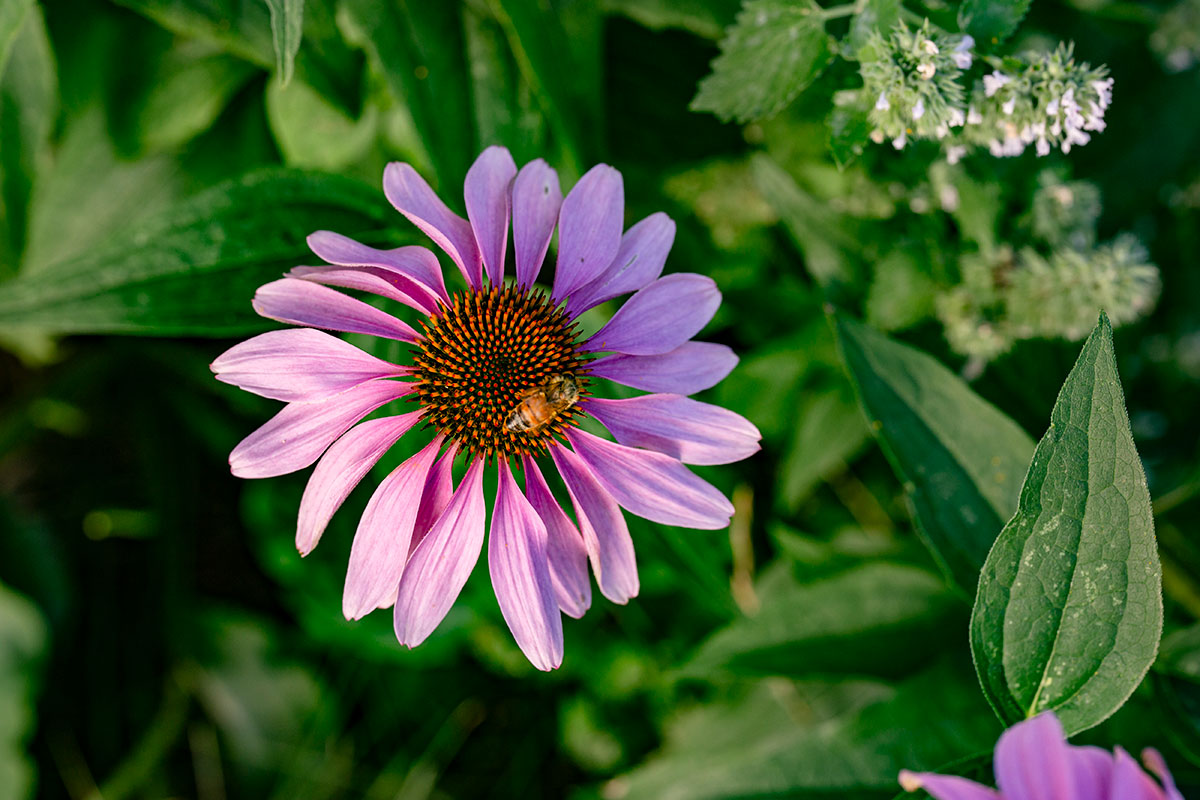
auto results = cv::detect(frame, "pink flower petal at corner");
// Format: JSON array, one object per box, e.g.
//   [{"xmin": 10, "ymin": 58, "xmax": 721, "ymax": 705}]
[
  {"xmin": 550, "ymin": 445, "xmax": 638, "ymax": 604},
  {"xmin": 342, "ymin": 436, "xmax": 443, "ymax": 619},
  {"xmin": 994, "ymin": 712, "xmax": 1076, "ymax": 800},
  {"xmin": 523, "ymin": 455, "xmax": 591, "ymax": 619},
  {"xmin": 552, "ymin": 164, "xmax": 624, "ymax": 304},
  {"xmin": 587, "ymin": 394, "xmax": 761, "ymax": 466},
  {"xmin": 1111, "ymin": 748, "xmax": 1170, "ymax": 800},
  {"xmin": 464, "ymin": 146, "xmax": 517, "ymax": 286},
  {"xmin": 230, "ymin": 380, "xmax": 411, "ymax": 479},
  {"xmin": 1067, "ymin": 745, "xmax": 1114, "ymax": 800},
  {"xmin": 289, "ymin": 265, "xmax": 439, "ymax": 315},
  {"xmin": 586, "ymin": 273, "xmax": 720, "ymax": 356},
  {"xmin": 211, "ymin": 328, "xmax": 405, "ymax": 403},
  {"xmin": 383, "ymin": 162, "xmax": 483, "ymax": 290},
  {"xmin": 898, "ymin": 770, "xmax": 1000, "ymax": 800},
  {"xmin": 409, "ymin": 444, "xmax": 458, "ymax": 557},
  {"xmin": 296, "ymin": 412, "xmax": 422, "ymax": 556},
  {"xmin": 394, "ymin": 458, "xmax": 487, "ymax": 648},
  {"xmin": 489, "ymin": 460, "xmax": 563, "ymax": 671},
  {"xmin": 306, "ymin": 231, "xmax": 448, "ymax": 302},
  {"xmin": 567, "ymin": 213, "xmax": 676, "ymax": 317},
  {"xmin": 512, "ymin": 159, "xmax": 562, "ymax": 289},
  {"xmin": 1142, "ymin": 749, "xmax": 1186, "ymax": 800},
  {"xmin": 252, "ymin": 279, "xmax": 420, "ymax": 343},
  {"xmin": 588, "ymin": 341, "xmax": 738, "ymax": 395},
  {"xmin": 566, "ymin": 428, "xmax": 734, "ymax": 530}
]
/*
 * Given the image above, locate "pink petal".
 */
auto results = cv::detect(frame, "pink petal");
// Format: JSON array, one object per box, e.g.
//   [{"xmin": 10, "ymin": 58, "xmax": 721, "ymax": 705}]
[
  {"xmin": 306, "ymin": 231, "xmax": 448, "ymax": 302},
  {"xmin": 383, "ymin": 161, "xmax": 483, "ymax": 290},
  {"xmin": 1110, "ymin": 748, "xmax": 1167, "ymax": 800},
  {"xmin": 588, "ymin": 342, "xmax": 738, "ymax": 395},
  {"xmin": 288, "ymin": 265, "xmax": 439, "ymax": 314},
  {"xmin": 586, "ymin": 273, "xmax": 720, "ymax": 356},
  {"xmin": 229, "ymin": 380, "xmax": 411, "ymax": 479},
  {"xmin": 211, "ymin": 328, "xmax": 405, "ymax": 403},
  {"xmin": 522, "ymin": 456, "xmax": 591, "ymax": 619},
  {"xmin": 342, "ymin": 436, "xmax": 443, "ymax": 619},
  {"xmin": 552, "ymin": 164, "xmax": 624, "ymax": 303},
  {"xmin": 512, "ymin": 159, "xmax": 562, "ymax": 289},
  {"xmin": 898, "ymin": 771, "xmax": 1000, "ymax": 800},
  {"xmin": 394, "ymin": 458, "xmax": 487, "ymax": 647},
  {"xmin": 464, "ymin": 146, "xmax": 517, "ymax": 286},
  {"xmin": 252, "ymin": 279, "xmax": 420, "ymax": 343},
  {"xmin": 549, "ymin": 444, "xmax": 638, "ymax": 604},
  {"xmin": 410, "ymin": 444, "xmax": 458, "ymax": 556},
  {"xmin": 489, "ymin": 460, "xmax": 563, "ymax": 671},
  {"xmin": 1142, "ymin": 749, "xmax": 1185, "ymax": 800},
  {"xmin": 567, "ymin": 213, "xmax": 675, "ymax": 317},
  {"xmin": 586, "ymin": 394, "xmax": 761, "ymax": 465},
  {"xmin": 296, "ymin": 412, "xmax": 422, "ymax": 556},
  {"xmin": 565, "ymin": 428, "xmax": 734, "ymax": 530},
  {"xmin": 994, "ymin": 712, "xmax": 1074, "ymax": 800},
  {"xmin": 1067, "ymin": 746, "xmax": 1114, "ymax": 800}
]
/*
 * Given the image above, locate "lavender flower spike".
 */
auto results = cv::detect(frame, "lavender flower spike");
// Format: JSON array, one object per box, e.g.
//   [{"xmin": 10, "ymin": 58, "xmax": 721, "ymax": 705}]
[
  {"xmin": 899, "ymin": 711, "xmax": 1186, "ymax": 800},
  {"xmin": 212, "ymin": 146, "xmax": 760, "ymax": 670}
]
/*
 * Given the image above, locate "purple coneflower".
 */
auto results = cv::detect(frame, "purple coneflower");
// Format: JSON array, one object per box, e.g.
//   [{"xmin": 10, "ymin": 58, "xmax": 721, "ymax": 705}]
[
  {"xmin": 900, "ymin": 711, "xmax": 1185, "ymax": 800},
  {"xmin": 212, "ymin": 147, "xmax": 760, "ymax": 670}
]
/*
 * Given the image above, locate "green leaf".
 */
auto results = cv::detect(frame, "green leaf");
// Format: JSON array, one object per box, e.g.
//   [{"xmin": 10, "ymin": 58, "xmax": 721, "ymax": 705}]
[
  {"xmin": 0, "ymin": 170, "xmax": 395, "ymax": 336},
  {"xmin": 777, "ymin": 381, "xmax": 868, "ymax": 511},
  {"xmin": 833, "ymin": 312, "xmax": 1036, "ymax": 593},
  {"xmin": 686, "ymin": 562, "xmax": 961, "ymax": 678},
  {"xmin": 0, "ymin": 5, "xmax": 56, "ymax": 274},
  {"xmin": 0, "ymin": 0, "xmax": 32, "ymax": 77},
  {"xmin": 827, "ymin": 101, "xmax": 871, "ymax": 170},
  {"xmin": 970, "ymin": 313, "xmax": 1163, "ymax": 734},
  {"xmin": 846, "ymin": 0, "xmax": 900, "ymax": 57},
  {"xmin": 263, "ymin": 0, "xmax": 303, "ymax": 86},
  {"xmin": 691, "ymin": 0, "xmax": 834, "ymax": 123},
  {"xmin": 0, "ymin": 582, "xmax": 46, "ymax": 800},
  {"xmin": 265, "ymin": 76, "xmax": 377, "ymax": 170},
  {"xmin": 601, "ymin": 0, "xmax": 740, "ymax": 40},
  {"xmin": 958, "ymin": 0, "xmax": 1032, "ymax": 44}
]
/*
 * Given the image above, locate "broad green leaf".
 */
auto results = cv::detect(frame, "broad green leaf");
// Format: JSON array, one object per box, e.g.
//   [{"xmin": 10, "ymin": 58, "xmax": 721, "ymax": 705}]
[
  {"xmin": 0, "ymin": 582, "xmax": 45, "ymax": 800},
  {"xmin": 265, "ymin": 77, "xmax": 377, "ymax": 170},
  {"xmin": 0, "ymin": 5, "xmax": 55, "ymax": 274},
  {"xmin": 833, "ymin": 312, "xmax": 1036, "ymax": 593},
  {"xmin": 685, "ymin": 562, "xmax": 961, "ymax": 678},
  {"xmin": 846, "ymin": 0, "xmax": 900, "ymax": 57},
  {"xmin": 691, "ymin": 0, "xmax": 834, "ymax": 123},
  {"xmin": 970, "ymin": 314, "xmax": 1162, "ymax": 734},
  {"xmin": 778, "ymin": 382, "xmax": 868, "ymax": 510},
  {"xmin": 865, "ymin": 247, "xmax": 938, "ymax": 331},
  {"xmin": 958, "ymin": 0, "xmax": 1031, "ymax": 44},
  {"xmin": 618, "ymin": 660, "xmax": 999, "ymax": 799},
  {"xmin": 264, "ymin": 0, "xmax": 303, "ymax": 86},
  {"xmin": 0, "ymin": 0, "xmax": 32, "ymax": 77},
  {"xmin": 601, "ymin": 0, "xmax": 740, "ymax": 40},
  {"xmin": 0, "ymin": 170, "xmax": 394, "ymax": 336},
  {"xmin": 827, "ymin": 101, "xmax": 871, "ymax": 170}
]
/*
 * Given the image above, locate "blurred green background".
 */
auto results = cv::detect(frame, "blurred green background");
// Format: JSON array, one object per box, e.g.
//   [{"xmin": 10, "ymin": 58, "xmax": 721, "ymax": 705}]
[{"xmin": 2, "ymin": 0, "xmax": 1200, "ymax": 797}]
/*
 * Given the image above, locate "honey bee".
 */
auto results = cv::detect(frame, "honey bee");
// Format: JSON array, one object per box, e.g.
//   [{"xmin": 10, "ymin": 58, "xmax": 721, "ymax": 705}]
[{"xmin": 506, "ymin": 373, "xmax": 580, "ymax": 434}]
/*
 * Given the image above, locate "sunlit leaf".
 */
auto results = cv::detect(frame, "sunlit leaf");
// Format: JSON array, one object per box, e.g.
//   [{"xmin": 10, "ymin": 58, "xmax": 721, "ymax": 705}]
[
  {"xmin": 971, "ymin": 313, "xmax": 1162, "ymax": 734},
  {"xmin": 263, "ymin": 0, "xmax": 303, "ymax": 86}
]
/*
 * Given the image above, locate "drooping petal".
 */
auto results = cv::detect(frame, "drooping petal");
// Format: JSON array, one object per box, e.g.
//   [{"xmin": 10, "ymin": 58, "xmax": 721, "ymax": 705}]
[
  {"xmin": 383, "ymin": 162, "xmax": 483, "ymax": 290},
  {"xmin": 288, "ymin": 264, "xmax": 439, "ymax": 314},
  {"xmin": 410, "ymin": 444, "xmax": 458, "ymax": 555},
  {"xmin": 212, "ymin": 328, "xmax": 405, "ymax": 403},
  {"xmin": 306, "ymin": 231, "xmax": 448, "ymax": 302},
  {"xmin": 898, "ymin": 771, "xmax": 1000, "ymax": 800},
  {"xmin": 512, "ymin": 159, "xmax": 562, "ymax": 289},
  {"xmin": 1110, "ymin": 748, "xmax": 1166, "ymax": 800},
  {"xmin": 464, "ymin": 146, "xmax": 517, "ymax": 286},
  {"xmin": 588, "ymin": 342, "xmax": 738, "ymax": 395},
  {"xmin": 567, "ymin": 213, "xmax": 675, "ymax": 317},
  {"xmin": 523, "ymin": 456, "xmax": 591, "ymax": 619},
  {"xmin": 565, "ymin": 428, "xmax": 734, "ymax": 530},
  {"xmin": 489, "ymin": 460, "xmax": 563, "ymax": 670},
  {"xmin": 342, "ymin": 436, "xmax": 443, "ymax": 619},
  {"xmin": 394, "ymin": 459, "xmax": 487, "ymax": 647},
  {"xmin": 296, "ymin": 412, "xmax": 422, "ymax": 555},
  {"xmin": 994, "ymin": 712, "xmax": 1075, "ymax": 800},
  {"xmin": 549, "ymin": 444, "xmax": 638, "ymax": 604},
  {"xmin": 230, "ymin": 380, "xmax": 411, "ymax": 479},
  {"xmin": 1067, "ymin": 746, "xmax": 1114, "ymax": 800},
  {"xmin": 552, "ymin": 164, "xmax": 624, "ymax": 303},
  {"xmin": 1142, "ymin": 749, "xmax": 1185, "ymax": 800},
  {"xmin": 252, "ymin": 279, "xmax": 419, "ymax": 343},
  {"xmin": 587, "ymin": 394, "xmax": 761, "ymax": 465},
  {"xmin": 586, "ymin": 273, "xmax": 720, "ymax": 356}
]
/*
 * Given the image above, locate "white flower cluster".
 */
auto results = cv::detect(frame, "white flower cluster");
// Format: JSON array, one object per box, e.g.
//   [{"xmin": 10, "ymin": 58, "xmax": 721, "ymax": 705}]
[{"xmin": 859, "ymin": 22, "xmax": 973, "ymax": 149}]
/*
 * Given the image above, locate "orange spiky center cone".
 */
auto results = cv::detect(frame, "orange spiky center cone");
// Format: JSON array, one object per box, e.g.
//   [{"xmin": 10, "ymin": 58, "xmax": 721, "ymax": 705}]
[{"xmin": 411, "ymin": 284, "xmax": 590, "ymax": 459}]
